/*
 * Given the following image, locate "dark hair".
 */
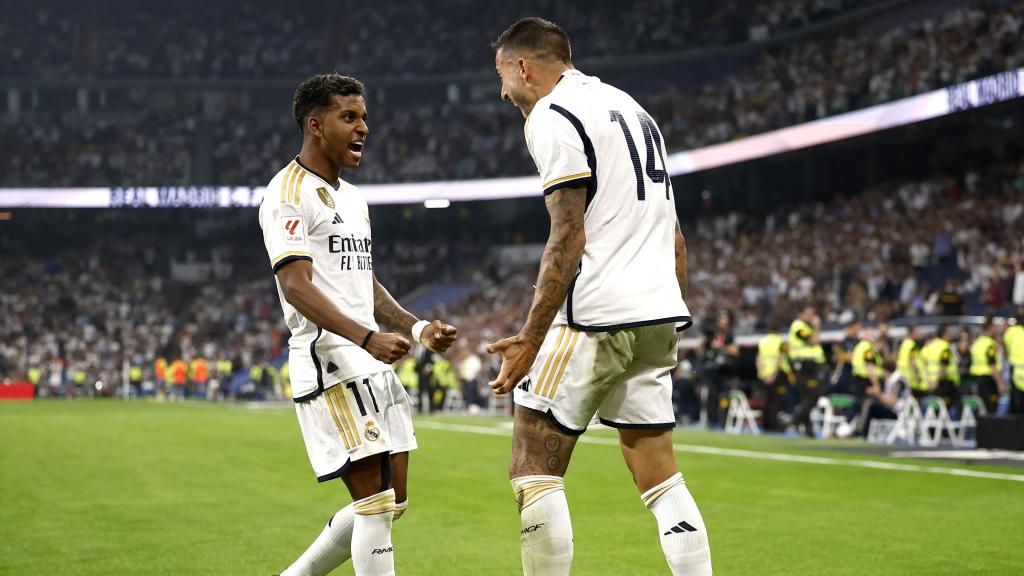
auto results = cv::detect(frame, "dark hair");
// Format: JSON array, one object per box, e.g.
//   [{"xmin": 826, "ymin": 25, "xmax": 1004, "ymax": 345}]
[
  {"xmin": 491, "ymin": 17, "xmax": 571, "ymax": 63},
  {"xmin": 292, "ymin": 73, "xmax": 364, "ymax": 132}
]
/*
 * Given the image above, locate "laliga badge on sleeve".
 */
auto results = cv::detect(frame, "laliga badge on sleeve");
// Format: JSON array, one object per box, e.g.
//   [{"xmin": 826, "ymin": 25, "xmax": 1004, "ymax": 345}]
[{"xmin": 282, "ymin": 216, "xmax": 306, "ymax": 245}]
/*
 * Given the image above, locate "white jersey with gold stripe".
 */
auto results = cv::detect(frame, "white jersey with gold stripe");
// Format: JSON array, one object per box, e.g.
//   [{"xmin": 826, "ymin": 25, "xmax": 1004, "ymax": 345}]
[
  {"xmin": 525, "ymin": 69, "xmax": 691, "ymax": 332},
  {"xmin": 259, "ymin": 157, "xmax": 387, "ymax": 400}
]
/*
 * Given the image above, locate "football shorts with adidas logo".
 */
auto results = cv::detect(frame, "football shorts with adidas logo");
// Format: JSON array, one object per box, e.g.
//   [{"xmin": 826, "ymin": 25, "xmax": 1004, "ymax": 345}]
[
  {"xmin": 294, "ymin": 368, "xmax": 417, "ymax": 482},
  {"xmin": 514, "ymin": 322, "xmax": 678, "ymax": 433}
]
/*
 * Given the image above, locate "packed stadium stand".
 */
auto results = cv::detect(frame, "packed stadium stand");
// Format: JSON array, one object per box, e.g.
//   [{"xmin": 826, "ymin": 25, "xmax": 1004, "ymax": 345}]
[{"xmin": 6, "ymin": 0, "xmax": 1021, "ymax": 186}]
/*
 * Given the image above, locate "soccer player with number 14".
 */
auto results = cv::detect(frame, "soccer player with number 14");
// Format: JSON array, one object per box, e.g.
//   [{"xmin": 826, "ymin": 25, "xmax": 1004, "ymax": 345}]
[{"xmin": 487, "ymin": 17, "xmax": 713, "ymax": 576}]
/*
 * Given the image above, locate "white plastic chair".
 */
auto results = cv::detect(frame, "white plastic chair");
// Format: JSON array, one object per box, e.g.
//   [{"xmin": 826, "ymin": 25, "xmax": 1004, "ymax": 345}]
[
  {"xmin": 810, "ymin": 394, "xmax": 855, "ymax": 439},
  {"xmin": 724, "ymin": 390, "xmax": 761, "ymax": 435}
]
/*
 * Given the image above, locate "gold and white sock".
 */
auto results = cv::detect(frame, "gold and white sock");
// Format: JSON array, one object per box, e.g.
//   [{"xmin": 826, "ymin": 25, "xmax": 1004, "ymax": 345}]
[
  {"xmin": 351, "ymin": 489, "xmax": 396, "ymax": 576},
  {"xmin": 511, "ymin": 475, "xmax": 573, "ymax": 576}
]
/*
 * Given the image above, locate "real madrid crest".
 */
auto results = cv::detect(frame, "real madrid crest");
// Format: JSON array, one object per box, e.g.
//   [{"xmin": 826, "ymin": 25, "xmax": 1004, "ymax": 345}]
[
  {"xmin": 316, "ymin": 187, "xmax": 336, "ymax": 209},
  {"xmin": 364, "ymin": 420, "xmax": 381, "ymax": 442}
]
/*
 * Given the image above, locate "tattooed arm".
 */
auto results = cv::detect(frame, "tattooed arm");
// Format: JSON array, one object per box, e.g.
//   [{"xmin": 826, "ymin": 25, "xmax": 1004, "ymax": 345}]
[
  {"xmin": 372, "ymin": 276, "xmax": 418, "ymax": 338},
  {"xmin": 521, "ymin": 187, "xmax": 587, "ymax": 345},
  {"xmin": 373, "ymin": 276, "xmax": 459, "ymax": 353},
  {"xmin": 675, "ymin": 220, "xmax": 688, "ymax": 300},
  {"xmin": 487, "ymin": 186, "xmax": 587, "ymax": 393}
]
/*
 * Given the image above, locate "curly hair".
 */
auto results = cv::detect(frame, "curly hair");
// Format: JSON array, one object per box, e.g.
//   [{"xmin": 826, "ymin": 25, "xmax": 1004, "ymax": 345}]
[{"xmin": 292, "ymin": 73, "xmax": 364, "ymax": 132}]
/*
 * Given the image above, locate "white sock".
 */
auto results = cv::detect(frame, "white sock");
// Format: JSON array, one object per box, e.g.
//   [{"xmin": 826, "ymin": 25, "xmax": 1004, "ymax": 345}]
[
  {"xmin": 642, "ymin": 473, "xmax": 712, "ymax": 576},
  {"xmin": 511, "ymin": 475, "xmax": 573, "ymax": 576},
  {"xmin": 280, "ymin": 504, "xmax": 355, "ymax": 576},
  {"xmin": 351, "ymin": 489, "xmax": 396, "ymax": 576}
]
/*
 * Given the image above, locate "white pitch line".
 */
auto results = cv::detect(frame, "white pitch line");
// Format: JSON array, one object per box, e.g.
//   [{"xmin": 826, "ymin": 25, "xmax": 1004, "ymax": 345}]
[{"xmin": 415, "ymin": 421, "xmax": 1024, "ymax": 483}]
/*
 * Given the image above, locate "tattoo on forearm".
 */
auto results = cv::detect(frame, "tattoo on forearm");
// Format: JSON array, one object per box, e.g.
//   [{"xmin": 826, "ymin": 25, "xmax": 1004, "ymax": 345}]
[
  {"xmin": 373, "ymin": 278, "xmax": 416, "ymax": 335},
  {"xmin": 523, "ymin": 189, "xmax": 586, "ymax": 344}
]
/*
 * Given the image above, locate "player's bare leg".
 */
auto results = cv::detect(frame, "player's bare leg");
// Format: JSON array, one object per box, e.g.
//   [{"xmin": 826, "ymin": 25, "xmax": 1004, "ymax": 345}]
[
  {"xmin": 389, "ymin": 452, "xmax": 410, "ymax": 521},
  {"xmin": 620, "ymin": 428, "xmax": 712, "ymax": 575},
  {"xmin": 509, "ymin": 406, "xmax": 579, "ymax": 576}
]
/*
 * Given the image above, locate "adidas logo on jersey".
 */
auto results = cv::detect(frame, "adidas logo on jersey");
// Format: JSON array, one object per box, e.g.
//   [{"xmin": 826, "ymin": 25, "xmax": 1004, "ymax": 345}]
[
  {"xmin": 663, "ymin": 520, "xmax": 698, "ymax": 536},
  {"xmin": 332, "ymin": 213, "xmax": 343, "ymax": 224}
]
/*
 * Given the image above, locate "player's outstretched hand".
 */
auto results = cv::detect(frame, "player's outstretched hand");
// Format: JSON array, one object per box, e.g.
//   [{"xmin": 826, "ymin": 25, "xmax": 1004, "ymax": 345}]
[
  {"xmin": 420, "ymin": 320, "xmax": 458, "ymax": 353},
  {"xmin": 366, "ymin": 332, "xmax": 411, "ymax": 364},
  {"xmin": 486, "ymin": 333, "xmax": 540, "ymax": 395}
]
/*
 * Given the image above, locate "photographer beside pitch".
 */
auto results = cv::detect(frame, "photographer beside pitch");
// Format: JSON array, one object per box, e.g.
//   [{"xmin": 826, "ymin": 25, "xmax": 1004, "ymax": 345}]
[
  {"xmin": 259, "ymin": 74, "xmax": 457, "ymax": 576},
  {"xmin": 487, "ymin": 18, "xmax": 713, "ymax": 576}
]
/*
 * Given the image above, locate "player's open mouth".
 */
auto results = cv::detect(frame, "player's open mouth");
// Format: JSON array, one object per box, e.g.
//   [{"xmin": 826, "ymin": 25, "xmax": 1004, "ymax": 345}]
[{"xmin": 348, "ymin": 141, "xmax": 364, "ymax": 159}]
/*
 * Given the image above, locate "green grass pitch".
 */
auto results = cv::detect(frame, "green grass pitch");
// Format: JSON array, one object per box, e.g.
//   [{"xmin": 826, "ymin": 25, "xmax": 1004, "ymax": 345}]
[{"xmin": 2, "ymin": 400, "xmax": 1023, "ymax": 575}]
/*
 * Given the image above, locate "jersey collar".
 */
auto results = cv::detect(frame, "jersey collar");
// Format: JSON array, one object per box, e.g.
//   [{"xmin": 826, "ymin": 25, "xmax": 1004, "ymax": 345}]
[{"xmin": 294, "ymin": 156, "xmax": 341, "ymax": 191}]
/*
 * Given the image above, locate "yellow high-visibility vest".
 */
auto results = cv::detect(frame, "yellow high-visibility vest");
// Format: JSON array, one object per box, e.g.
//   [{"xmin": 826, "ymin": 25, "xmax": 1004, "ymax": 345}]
[
  {"xmin": 921, "ymin": 338, "xmax": 959, "ymax": 386},
  {"xmin": 851, "ymin": 340, "xmax": 881, "ymax": 379},
  {"xmin": 396, "ymin": 358, "xmax": 419, "ymax": 390},
  {"xmin": 757, "ymin": 333, "xmax": 791, "ymax": 380},
  {"xmin": 897, "ymin": 338, "xmax": 926, "ymax": 391},
  {"xmin": 788, "ymin": 319, "xmax": 825, "ymax": 364},
  {"xmin": 1004, "ymin": 325, "xmax": 1024, "ymax": 391},
  {"xmin": 968, "ymin": 335, "xmax": 1001, "ymax": 377}
]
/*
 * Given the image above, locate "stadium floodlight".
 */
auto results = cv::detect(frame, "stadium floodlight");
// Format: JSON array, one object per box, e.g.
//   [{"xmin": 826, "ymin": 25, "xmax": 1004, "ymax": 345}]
[
  {"xmin": 1, "ymin": 67, "xmax": 1021, "ymax": 208},
  {"xmin": 423, "ymin": 198, "xmax": 452, "ymax": 209}
]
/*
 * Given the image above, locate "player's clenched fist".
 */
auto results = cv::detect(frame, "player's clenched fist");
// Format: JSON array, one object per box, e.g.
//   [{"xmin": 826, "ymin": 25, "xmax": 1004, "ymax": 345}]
[
  {"xmin": 365, "ymin": 332, "xmax": 411, "ymax": 364},
  {"xmin": 420, "ymin": 320, "xmax": 458, "ymax": 353}
]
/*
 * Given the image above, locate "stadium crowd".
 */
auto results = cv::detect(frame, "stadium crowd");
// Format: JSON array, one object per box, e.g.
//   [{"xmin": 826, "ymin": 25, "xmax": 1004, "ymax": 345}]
[
  {"xmin": 5, "ymin": 1, "xmax": 1021, "ymax": 186},
  {"xmin": 0, "ymin": 0, "xmax": 883, "ymax": 80}
]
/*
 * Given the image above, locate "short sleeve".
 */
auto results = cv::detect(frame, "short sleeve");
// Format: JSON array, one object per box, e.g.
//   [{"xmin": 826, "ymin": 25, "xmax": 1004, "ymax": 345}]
[
  {"xmin": 526, "ymin": 106, "xmax": 593, "ymax": 196},
  {"xmin": 261, "ymin": 171, "xmax": 321, "ymax": 273}
]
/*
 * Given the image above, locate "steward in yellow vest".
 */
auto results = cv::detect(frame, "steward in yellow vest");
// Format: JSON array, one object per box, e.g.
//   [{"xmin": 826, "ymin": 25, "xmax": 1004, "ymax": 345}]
[
  {"xmin": 850, "ymin": 338, "xmax": 883, "ymax": 398},
  {"xmin": 969, "ymin": 319, "xmax": 1005, "ymax": 413},
  {"xmin": 921, "ymin": 325, "xmax": 960, "ymax": 409},
  {"xmin": 396, "ymin": 357, "xmax": 419, "ymax": 392},
  {"xmin": 851, "ymin": 329, "xmax": 898, "ymax": 437},
  {"xmin": 788, "ymin": 306, "xmax": 825, "ymax": 438},
  {"xmin": 757, "ymin": 329, "xmax": 792, "ymax": 432},
  {"xmin": 1005, "ymin": 308, "xmax": 1024, "ymax": 414},
  {"xmin": 897, "ymin": 326, "xmax": 927, "ymax": 398}
]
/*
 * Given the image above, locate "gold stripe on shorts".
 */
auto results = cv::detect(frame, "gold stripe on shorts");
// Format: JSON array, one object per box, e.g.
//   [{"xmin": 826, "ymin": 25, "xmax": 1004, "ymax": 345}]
[
  {"xmin": 546, "ymin": 330, "xmax": 580, "ymax": 399},
  {"xmin": 538, "ymin": 327, "xmax": 575, "ymax": 398},
  {"xmin": 533, "ymin": 326, "xmax": 567, "ymax": 396},
  {"xmin": 324, "ymin": 387, "xmax": 354, "ymax": 448},
  {"xmin": 334, "ymin": 385, "xmax": 363, "ymax": 446}
]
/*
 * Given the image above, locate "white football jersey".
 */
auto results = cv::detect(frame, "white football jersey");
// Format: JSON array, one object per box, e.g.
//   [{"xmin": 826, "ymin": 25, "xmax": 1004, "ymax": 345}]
[
  {"xmin": 526, "ymin": 70, "xmax": 691, "ymax": 331},
  {"xmin": 259, "ymin": 157, "xmax": 387, "ymax": 400}
]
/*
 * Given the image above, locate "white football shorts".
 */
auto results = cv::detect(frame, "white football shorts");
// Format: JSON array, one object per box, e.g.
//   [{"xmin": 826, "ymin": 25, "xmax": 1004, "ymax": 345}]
[
  {"xmin": 294, "ymin": 369, "xmax": 417, "ymax": 482},
  {"xmin": 513, "ymin": 322, "xmax": 678, "ymax": 433}
]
